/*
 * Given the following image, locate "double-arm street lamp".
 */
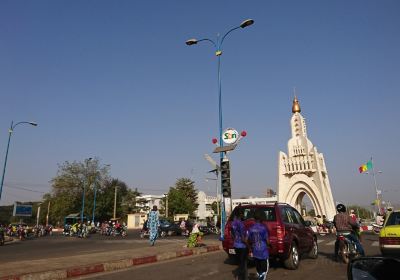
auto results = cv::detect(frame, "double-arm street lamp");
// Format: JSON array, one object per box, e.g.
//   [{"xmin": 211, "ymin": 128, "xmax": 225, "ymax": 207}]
[
  {"xmin": 186, "ymin": 19, "xmax": 254, "ymax": 239},
  {"xmin": 0, "ymin": 121, "xmax": 38, "ymax": 201}
]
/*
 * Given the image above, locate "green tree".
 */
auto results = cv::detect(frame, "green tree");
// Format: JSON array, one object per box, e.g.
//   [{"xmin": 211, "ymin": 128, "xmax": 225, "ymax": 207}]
[
  {"xmin": 44, "ymin": 158, "xmax": 113, "ymax": 225},
  {"xmin": 167, "ymin": 178, "xmax": 198, "ymax": 217}
]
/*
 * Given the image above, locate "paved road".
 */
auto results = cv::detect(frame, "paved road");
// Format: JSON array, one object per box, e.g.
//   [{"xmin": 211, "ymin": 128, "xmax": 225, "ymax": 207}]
[
  {"xmin": 83, "ymin": 233, "xmax": 381, "ymax": 280},
  {"xmin": 0, "ymin": 230, "xmax": 218, "ymax": 263}
]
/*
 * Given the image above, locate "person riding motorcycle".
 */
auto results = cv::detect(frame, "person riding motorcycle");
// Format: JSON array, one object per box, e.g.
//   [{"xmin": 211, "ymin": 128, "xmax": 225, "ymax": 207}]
[{"xmin": 333, "ymin": 204, "xmax": 365, "ymax": 259}]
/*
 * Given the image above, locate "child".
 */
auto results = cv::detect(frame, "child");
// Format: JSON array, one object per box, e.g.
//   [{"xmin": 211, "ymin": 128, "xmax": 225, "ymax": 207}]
[
  {"xmin": 231, "ymin": 208, "xmax": 248, "ymax": 280},
  {"xmin": 248, "ymin": 208, "xmax": 269, "ymax": 280}
]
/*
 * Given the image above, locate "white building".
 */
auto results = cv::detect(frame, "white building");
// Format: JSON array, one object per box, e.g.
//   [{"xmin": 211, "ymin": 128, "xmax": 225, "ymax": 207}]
[
  {"xmin": 195, "ymin": 191, "xmax": 218, "ymax": 221},
  {"xmin": 136, "ymin": 194, "xmax": 164, "ymax": 212}
]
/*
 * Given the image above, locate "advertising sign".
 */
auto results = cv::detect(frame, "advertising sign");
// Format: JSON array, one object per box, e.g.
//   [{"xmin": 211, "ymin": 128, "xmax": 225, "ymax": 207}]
[
  {"xmin": 13, "ymin": 203, "xmax": 33, "ymax": 217},
  {"xmin": 222, "ymin": 128, "xmax": 238, "ymax": 145}
]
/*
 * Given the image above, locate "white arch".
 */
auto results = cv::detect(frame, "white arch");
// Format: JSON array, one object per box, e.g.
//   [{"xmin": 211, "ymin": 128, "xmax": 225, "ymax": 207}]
[{"xmin": 280, "ymin": 174, "xmax": 325, "ymax": 216}]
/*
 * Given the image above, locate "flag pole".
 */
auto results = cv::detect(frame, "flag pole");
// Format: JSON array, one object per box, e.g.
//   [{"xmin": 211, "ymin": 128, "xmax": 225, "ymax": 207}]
[{"xmin": 370, "ymin": 156, "xmax": 380, "ymax": 215}]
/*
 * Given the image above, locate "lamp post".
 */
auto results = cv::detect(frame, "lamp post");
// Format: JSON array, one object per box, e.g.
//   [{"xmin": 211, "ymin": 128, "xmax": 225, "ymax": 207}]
[
  {"xmin": 36, "ymin": 202, "xmax": 42, "ymax": 228},
  {"xmin": 81, "ymin": 158, "xmax": 92, "ymax": 223},
  {"xmin": 0, "ymin": 121, "xmax": 38, "ymax": 201},
  {"xmin": 364, "ymin": 163, "xmax": 383, "ymax": 215},
  {"xmin": 186, "ymin": 19, "xmax": 254, "ymax": 239},
  {"xmin": 92, "ymin": 177, "xmax": 97, "ymax": 224},
  {"xmin": 91, "ymin": 164, "xmax": 110, "ymax": 224},
  {"xmin": 164, "ymin": 193, "xmax": 168, "ymax": 218}
]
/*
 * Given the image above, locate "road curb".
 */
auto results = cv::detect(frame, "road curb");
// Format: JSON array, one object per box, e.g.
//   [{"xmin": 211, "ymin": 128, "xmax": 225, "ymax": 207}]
[{"xmin": 1, "ymin": 244, "xmax": 223, "ymax": 280}]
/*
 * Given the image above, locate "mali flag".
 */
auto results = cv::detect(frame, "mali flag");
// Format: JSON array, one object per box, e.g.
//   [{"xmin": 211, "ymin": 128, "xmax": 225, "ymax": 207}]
[{"xmin": 359, "ymin": 160, "xmax": 373, "ymax": 173}]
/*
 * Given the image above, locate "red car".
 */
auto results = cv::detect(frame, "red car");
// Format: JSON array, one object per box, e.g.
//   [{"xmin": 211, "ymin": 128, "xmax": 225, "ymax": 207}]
[{"xmin": 222, "ymin": 202, "xmax": 318, "ymax": 269}]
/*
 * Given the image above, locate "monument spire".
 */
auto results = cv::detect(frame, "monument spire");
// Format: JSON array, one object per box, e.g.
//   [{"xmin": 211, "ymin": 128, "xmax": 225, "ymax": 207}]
[{"xmin": 292, "ymin": 89, "xmax": 301, "ymax": 113}]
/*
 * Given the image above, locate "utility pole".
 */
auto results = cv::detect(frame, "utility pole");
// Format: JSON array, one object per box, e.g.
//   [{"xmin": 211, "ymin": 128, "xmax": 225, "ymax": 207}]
[
  {"xmin": 113, "ymin": 185, "xmax": 118, "ymax": 219},
  {"xmin": 46, "ymin": 200, "xmax": 51, "ymax": 226},
  {"xmin": 164, "ymin": 194, "xmax": 168, "ymax": 218},
  {"xmin": 36, "ymin": 204, "xmax": 41, "ymax": 228}
]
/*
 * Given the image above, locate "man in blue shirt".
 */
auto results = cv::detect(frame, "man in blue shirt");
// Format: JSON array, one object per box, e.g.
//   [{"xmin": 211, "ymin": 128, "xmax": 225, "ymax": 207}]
[
  {"xmin": 231, "ymin": 208, "xmax": 248, "ymax": 280},
  {"xmin": 248, "ymin": 208, "xmax": 269, "ymax": 280}
]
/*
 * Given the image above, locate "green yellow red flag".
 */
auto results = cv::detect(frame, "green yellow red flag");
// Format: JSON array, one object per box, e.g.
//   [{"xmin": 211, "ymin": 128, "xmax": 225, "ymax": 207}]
[{"xmin": 359, "ymin": 160, "xmax": 372, "ymax": 173}]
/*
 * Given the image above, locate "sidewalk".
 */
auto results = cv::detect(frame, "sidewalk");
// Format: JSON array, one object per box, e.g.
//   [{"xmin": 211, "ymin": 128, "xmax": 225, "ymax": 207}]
[{"xmin": 0, "ymin": 238, "xmax": 222, "ymax": 280}]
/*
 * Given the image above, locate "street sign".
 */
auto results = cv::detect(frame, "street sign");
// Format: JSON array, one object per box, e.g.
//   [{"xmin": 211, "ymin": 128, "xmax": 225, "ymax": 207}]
[
  {"xmin": 13, "ymin": 203, "xmax": 32, "ymax": 217},
  {"xmin": 213, "ymin": 144, "xmax": 237, "ymax": 153},
  {"xmin": 222, "ymin": 128, "xmax": 239, "ymax": 145}
]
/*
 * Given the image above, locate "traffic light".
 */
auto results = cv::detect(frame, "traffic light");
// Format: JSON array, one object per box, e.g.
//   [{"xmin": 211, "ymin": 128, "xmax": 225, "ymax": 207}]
[{"xmin": 220, "ymin": 158, "xmax": 231, "ymax": 198}]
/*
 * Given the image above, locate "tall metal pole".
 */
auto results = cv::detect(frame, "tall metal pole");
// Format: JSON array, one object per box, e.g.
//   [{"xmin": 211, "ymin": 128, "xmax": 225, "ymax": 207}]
[
  {"xmin": 92, "ymin": 180, "xmax": 97, "ymax": 224},
  {"xmin": 81, "ymin": 158, "xmax": 92, "ymax": 223},
  {"xmin": 0, "ymin": 122, "xmax": 13, "ymax": 201},
  {"xmin": 370, "ymin": 157, "xmax": 381, "ymax": 214},
  {"xmin": 81, "ymin": 181, "xmax": 86, "ymax": 223},
  {"xmin": 165, "ymin": 194, "xmax": 168, "ymax": 218},
  {"xmin": 46, "ymin": 200, "xmax": 51, "ymax": 226},
  {"xmin": 113, "ymin": 185, "xmax": 118, "ymax": 219},
  {"xmin": 0, "ymin": 121, "xmax": 37, "ymax": 201},
  {"xmin": 216, "ymin": 36, "xmax": 227, "ymax": 240},
  {"xmin": 36, "ymin": 204, "xmax": 41, "ymax": 228}
]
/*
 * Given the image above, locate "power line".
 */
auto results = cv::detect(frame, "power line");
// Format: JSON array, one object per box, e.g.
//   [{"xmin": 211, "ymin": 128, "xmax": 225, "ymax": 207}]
[{"xmin": 3, "ymin": 184, "xmax": 46, "ymax": 194}]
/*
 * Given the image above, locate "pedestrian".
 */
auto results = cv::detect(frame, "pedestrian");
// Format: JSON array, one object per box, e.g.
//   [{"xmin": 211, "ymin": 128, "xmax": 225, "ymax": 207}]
[
  {"xmin": 248, "ymin": 208, "xmax": 269, "ymax": 280},
  {"xmin": 350, "ymin": 209, "xmax": 361, "ymax": 242},
  {"xmin": 187, "ymin": 221, "xmax": 204, "ymax": 248},
  {"xmin": 231, "ymin": 208, "xmax": 248, "ymax": 280},
  {"xmin": 148, "ymin": 205, "xmax": 160, "ymax": 246}
]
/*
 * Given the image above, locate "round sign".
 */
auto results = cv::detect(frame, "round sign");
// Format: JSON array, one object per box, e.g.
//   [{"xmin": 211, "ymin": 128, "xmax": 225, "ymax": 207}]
[{"xmin": 222, "ymin": 128, "xmax": 239, "ymax": 145}]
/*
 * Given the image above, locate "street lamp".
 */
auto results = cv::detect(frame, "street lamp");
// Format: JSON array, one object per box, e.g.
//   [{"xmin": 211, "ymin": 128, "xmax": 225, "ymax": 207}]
[
  {"xmin": 81, "ymin": 157, "xmax": 92, "ymax": 223},
  {"xmin": 92, "ymin": 163, "xmax": 111, "ymax": 224},
  {"xmin": 186, "ymin": 19, "xmax": 254, "ymax": 239},
  {"xmin": 0, "ymin": 121, "xmax": 38, "ymax": 201},
  {"xmin": 364, "ymin": 169, "xmax": 383, "ymax": 214}
]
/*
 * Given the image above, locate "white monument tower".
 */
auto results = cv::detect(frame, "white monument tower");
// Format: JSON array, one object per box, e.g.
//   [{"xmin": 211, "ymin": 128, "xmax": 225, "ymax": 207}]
[{"xmin": 277, "ymin": 96, "xmax": 336, "ymax": 220}]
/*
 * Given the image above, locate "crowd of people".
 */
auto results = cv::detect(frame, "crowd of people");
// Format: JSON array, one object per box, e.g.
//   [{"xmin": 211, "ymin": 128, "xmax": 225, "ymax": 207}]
[{"xmin": 141, "ymin": 206, "xmax": 207, "ymax": 248}]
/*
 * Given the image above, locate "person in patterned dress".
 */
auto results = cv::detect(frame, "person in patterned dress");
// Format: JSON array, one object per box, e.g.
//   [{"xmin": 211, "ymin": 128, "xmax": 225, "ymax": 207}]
[{"xmin": 148, "ymin": 205, "xmax": 160, "ymax": 246}]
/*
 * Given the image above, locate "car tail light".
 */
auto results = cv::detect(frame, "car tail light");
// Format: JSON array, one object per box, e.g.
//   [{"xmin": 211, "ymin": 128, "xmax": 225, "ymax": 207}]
[
  {"xmin": 276, "ymin": 225, "xmax": 285, "ymax": 253},
  {"xmin": 338, "ymin": 235, "xmax": 346, "ymax": 241},
  {"xmin": 380, "ymin": 237, "xmax": 400, "ymax": 245}
]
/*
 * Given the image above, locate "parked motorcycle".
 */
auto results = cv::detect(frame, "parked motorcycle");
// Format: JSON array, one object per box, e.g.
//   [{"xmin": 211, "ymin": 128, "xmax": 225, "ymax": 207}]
[
  {"xmin": 111, "ymin": 226, "xmax": 127, "ymax": 237},
  {"xmin": 336, "ymin": 231, "xmax": 361, "ymax": 264}
]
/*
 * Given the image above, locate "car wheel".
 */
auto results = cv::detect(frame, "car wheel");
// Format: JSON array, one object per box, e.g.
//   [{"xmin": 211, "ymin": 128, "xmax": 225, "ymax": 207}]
[
  {"xmin": 284, "ymin": 242, "xmax": 300, "ymax": 270},
  {"xmin": 160, "ymin": 231, "xmax": 167, "ymax": 238},
  {"xmin": 308, "ymin": 238, "xmax": 318, "ymax": 259}
]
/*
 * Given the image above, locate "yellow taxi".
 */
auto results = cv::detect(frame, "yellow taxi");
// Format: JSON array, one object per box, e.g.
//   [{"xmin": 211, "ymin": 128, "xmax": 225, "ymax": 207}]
[{"xmin": 379, "ymin": 210, "xmax": 400, "ymax": 256}]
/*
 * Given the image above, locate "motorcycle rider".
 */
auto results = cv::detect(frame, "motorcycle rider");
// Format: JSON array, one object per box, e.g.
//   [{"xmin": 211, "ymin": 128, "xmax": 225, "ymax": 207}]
[{"xmin": 333, "ymin": 204, "xmax": 365, "ymax": 260}]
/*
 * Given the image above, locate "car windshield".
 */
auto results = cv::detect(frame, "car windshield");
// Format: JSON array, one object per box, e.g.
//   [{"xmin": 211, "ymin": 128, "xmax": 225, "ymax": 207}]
[
  {"xmin": 386, "ymin": 212, "xmax": 400, "ymax": 226},
  {"xmin": 230, "ymin": 206, "xmax": 276, "ymax": 222}
]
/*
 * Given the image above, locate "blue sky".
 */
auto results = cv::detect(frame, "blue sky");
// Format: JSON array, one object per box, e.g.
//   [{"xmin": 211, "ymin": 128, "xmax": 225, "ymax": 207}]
[{"xmin": 0, "ymin": 0, "xmax": 399, "ymax": 207}]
